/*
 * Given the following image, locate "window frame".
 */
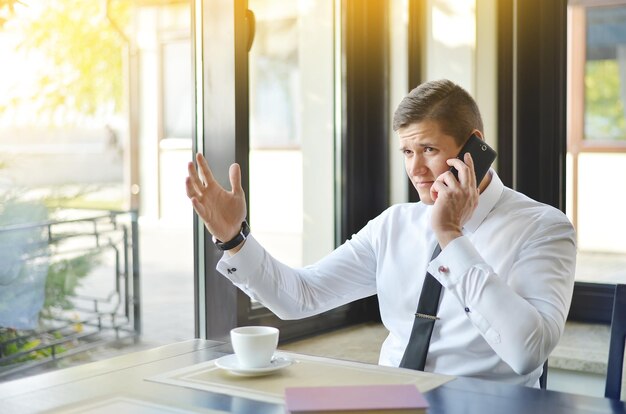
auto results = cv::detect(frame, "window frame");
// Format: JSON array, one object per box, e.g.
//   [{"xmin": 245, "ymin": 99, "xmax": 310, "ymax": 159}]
[
  {"xmin": 498, "ymin": 0, "xmax": 619, "ymax": 324},
  {"xmin": 192, "ymin": 0, "xmax": 391, "ymax": 343}
]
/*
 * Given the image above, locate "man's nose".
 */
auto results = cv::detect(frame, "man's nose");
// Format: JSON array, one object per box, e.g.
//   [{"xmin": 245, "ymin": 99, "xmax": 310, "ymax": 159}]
[{"xmin": 408, "ymin": 155, "xmax": 426, "ymax": 176}]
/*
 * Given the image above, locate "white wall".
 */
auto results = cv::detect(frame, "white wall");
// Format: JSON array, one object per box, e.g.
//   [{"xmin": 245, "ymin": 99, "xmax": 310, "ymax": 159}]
[
  {"xmin": 389, "ymin": 0, "xmax": 409, "ymax": 205},
  {"xmin": 423, "ymin": 0, "xmax": 497, "ymax": 153},
  {"xmin": 300, "ymin": 0, "xmax": 335, "ymax": 264},
  {"xmin": 425, "ymin": 0, "xmax": 476, "ymax": 93},
  {"xmin": 475, "ymin": 0, "xmax": 497, "ymax": 154},
  {"xmin": 135, "ymin": 8, "xmax": 160, "ymax": 220},
  {"xmin": 250, "ymin": 150, "xmax": 304, "ymax": 267},
  {"xmin": 574, "ymin": 153, "xmax": 626, "ymax": 253}
]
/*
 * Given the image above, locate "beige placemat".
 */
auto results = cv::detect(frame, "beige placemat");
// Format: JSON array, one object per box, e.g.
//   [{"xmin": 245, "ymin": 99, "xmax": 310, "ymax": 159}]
[
  {"xmin": 43, "ymin": 395, "xmax": 228, "ymax": 414},
  {"xmin": 147, "ymin": 352, "xmax": 454, "ymax": 404}
]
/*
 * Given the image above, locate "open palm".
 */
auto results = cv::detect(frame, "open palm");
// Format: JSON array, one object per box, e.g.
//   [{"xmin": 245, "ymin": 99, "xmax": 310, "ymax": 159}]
[{"xmin": 185, "ymin": 153, "xmax": 247, "ymax": 242}]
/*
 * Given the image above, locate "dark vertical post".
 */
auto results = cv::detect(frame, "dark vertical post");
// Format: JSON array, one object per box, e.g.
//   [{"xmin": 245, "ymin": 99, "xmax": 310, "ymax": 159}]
[
  {"xmin": 339, "ymin": 0, "xmax": 390, "ymax": 322},
  {"xmin": 131, "ymin": 210, "xmax": 141, "ymax": 335},
  {"xmin": 514, "ymin": 0, "xmax": 567, "ymax": 210},
  {"xmin": 407, "ymin": 0, "xmax": 425, "ymax": 203},
  {"xmin": 408, "ymin": 0, "xmax": 425, "ymax": 91},
  {"xmin": 496, "ymin": 0, "xmax": 514, "ymax": 188},
  {"xmin": 341, "ymin": 0, "xmax": 390, "ymax": 242},
  {"xmin": 194, "ymin": 0, "xmax": 251, "ymax": 341}
]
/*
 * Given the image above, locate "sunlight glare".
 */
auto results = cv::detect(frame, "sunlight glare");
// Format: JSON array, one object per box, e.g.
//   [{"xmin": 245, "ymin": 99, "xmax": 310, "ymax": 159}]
[{"xmin": 432, "ymin": 0, "xmax": 476, "ymax": 49}]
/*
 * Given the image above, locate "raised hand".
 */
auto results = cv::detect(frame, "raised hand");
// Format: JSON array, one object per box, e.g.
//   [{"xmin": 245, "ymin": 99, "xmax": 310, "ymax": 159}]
[{"xmin": 185, "ymin": 153, "xmax": 247, "ymax": 243}]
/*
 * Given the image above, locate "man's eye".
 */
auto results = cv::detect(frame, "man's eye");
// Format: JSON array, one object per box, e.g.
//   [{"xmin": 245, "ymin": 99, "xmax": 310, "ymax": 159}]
[
  {"xmin": 402, "ymin": 149, "xmax": 412, "ymax": 156},
  {"xmin": 424, "ymin": 147, "xmax": 435, "ymax": 153}
]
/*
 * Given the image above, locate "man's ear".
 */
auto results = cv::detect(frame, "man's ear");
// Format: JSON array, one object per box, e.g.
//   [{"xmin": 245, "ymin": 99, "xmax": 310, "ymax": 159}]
[{"xmin": 472, "ymin": 129, "xmax": 485, "ymax": 140}]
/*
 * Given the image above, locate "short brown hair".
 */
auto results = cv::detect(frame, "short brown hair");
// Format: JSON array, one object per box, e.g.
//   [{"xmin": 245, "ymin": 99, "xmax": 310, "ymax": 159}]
[{"xmin": 392, "ymin": 79, "xmax": 484, "ymax": 145}]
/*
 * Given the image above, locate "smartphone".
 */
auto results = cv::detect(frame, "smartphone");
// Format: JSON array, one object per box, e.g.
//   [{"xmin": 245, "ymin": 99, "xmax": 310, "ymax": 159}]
[{"xmin": 450, "ymin": 134, "xmax": 497, "ymax": 186}]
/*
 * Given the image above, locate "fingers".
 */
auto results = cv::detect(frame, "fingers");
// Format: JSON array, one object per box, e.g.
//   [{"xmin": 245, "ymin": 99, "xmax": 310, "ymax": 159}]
[
  {"xmin": 432, "ymin": 154, "xmax": 474, "ymax": 202},
  {"xmin": 229, "ymin": 163, "xmax": 244, "ymax": 195},
  {"xmin": 187, "ymin": 152, "xmax": 224, "ymax": 198},
  {"xmin": 190, "ymin": 197, "xmax": 206, "ymax": 217},
  {"xmin": 430, "ymin": 181, "xmax": 440, "ymax": 202},
  {"xmin": 463, "ymin": 152, "xmax": 476, "ymax": 188},
  {"xmin": 185, "ymin": 176, "xmax": 196, "ymax": 199},
  {"xmin": 446, "ymin": 153, "xmax": 475, "ymax": 188},
  {"xmin": 187, "ymin": 161, "xmax": 205, "ymax": 197},
  {"xmin": 196, "ymin": 153, "xmax": 216, "ymax": 187}
]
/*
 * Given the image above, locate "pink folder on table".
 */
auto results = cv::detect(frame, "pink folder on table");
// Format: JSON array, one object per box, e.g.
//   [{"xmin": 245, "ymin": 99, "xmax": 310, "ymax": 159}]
[{"xmin": 284, "ymin": 384, "xmax": 429, "ymax": 413}]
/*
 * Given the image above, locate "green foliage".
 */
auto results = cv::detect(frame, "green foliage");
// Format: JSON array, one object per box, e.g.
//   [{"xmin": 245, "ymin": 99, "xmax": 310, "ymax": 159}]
[
  {"xmin": 42, "ymin": 252, "xmax": 101, "ymax": 312},
  {"xmin": 43, "ymin": 186, "xmax": 124, "ymax": 211},
  {"xmin": 0, "ymin": 0, "xmax": 23, "ymax": 29},
  {"xmin": 0, "ymin": 328, "xmax": 68, "ymax": 365},
  {"xmin": 0, "ymin": 194, "xmax": 102, "ymax": 366},
  {"xmin": 8, "ymin": 0, "xmax": 130, "ymax": 124},
  {"xmin": 584, "ymin": 59, "xmax": 626, "ymax": 141}
]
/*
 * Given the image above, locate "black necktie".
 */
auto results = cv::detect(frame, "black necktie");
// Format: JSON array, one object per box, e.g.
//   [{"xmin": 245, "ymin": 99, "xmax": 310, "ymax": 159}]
[{"xmin": 399, "ymin": 244, "xmax": 443, "ymax": 371}]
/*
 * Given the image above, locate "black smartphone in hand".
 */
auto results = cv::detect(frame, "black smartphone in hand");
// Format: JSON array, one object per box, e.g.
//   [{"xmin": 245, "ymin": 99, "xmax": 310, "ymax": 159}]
[{"xmin": 449, "ymin": 134, "xmax": 497, "ymax": 186}]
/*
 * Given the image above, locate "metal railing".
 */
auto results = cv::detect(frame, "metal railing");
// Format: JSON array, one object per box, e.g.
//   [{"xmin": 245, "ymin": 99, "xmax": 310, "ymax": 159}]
[{"xmin": 0, "ymin": 210, "xmax": 140, "ymax": 379}]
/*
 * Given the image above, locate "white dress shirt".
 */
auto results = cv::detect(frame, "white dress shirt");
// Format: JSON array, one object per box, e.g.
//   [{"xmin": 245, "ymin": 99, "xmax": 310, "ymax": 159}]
[{"xmin": 217, "ymin": 171, "xmax": 577, "ymax": 387}]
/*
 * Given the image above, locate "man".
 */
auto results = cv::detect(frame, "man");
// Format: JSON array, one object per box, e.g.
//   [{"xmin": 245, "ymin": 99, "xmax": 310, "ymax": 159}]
[{"xmin": 185, "ymin": 79, "xmax": 576, "ymax": 387}]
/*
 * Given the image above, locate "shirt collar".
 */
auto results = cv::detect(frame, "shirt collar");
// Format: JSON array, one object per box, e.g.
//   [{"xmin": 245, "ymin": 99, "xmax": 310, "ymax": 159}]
[{"xmin": 463, "ymin": 169, "xmax": 504, "ymax": 234}]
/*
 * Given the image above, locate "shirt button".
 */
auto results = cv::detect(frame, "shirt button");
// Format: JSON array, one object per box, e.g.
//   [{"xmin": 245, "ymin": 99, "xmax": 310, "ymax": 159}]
[
  {"xmin": 438, "ymin": 265, "xmax": 449, "ymax": 274},
  {"xmin": 464, "ymin": 307, "xmax": 470, "ymax": 313}
]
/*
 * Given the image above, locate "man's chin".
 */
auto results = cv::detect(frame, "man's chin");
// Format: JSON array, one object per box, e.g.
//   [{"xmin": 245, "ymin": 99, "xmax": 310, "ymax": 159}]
[{"xmin": 414, "ymin": 189, "xmax": 434, "ymax": 204}]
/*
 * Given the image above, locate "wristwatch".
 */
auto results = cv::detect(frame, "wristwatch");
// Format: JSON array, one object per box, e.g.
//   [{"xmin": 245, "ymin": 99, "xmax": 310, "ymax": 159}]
[{"xmin": 212, "ymin": 221, "xmax": 250, "ymax": 251}]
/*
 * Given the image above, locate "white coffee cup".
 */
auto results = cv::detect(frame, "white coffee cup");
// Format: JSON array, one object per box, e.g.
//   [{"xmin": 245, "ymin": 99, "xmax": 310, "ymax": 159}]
[{"xmin": 230, "ymin": 326, "xmax": 279, "ymax": 369}]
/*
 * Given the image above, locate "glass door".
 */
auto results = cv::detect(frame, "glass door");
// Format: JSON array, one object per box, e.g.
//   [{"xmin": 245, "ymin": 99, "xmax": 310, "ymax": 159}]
[
  {"xmin": 247, "ymin": 0, "xmax": 335, "ymax": 270},
  {"xmin": 195, "ymin": 0, "xmax": 392, "ymax": 341},
  {"xmin": 243, "ymin": 0, "xmax": 352, "ymax": 337}
]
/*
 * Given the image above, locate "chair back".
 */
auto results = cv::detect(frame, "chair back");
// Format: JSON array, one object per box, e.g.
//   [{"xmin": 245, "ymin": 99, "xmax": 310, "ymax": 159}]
[
  {"xmin": 605, "ymin": 284, "xmax": 626, "ymax": 400},
  {"xmin": 539, "ymin": 360, "xmax": 548, "ymax": 390}
]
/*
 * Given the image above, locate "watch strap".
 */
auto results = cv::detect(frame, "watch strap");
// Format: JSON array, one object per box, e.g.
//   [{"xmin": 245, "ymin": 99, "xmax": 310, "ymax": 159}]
[{"xmin": 213, "ymin": 221, "xmax": 250, "ymax": 251}]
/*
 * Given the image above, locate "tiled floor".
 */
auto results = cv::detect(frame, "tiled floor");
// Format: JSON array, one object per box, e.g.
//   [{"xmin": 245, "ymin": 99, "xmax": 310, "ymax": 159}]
[
  {"xmin": 280, "ymin": 322, "xmax": 388, "ymax": 365},
  {"xmin": 575, "ymin": 251, "xmax": 626, "ymax": 284}
]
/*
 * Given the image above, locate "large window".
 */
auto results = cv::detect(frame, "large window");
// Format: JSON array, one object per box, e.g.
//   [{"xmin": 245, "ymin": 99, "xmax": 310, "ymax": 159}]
[
  {"xmin": 567, "ymin": 1, "xmax": 626, "ymax": 285},
  {"xmin": 582, "ymin": 6, "xmax": 626, "ymax": 143},
  {"xmin": 0, "ymin": 0, "xmax": 194, "ymax": 381}
]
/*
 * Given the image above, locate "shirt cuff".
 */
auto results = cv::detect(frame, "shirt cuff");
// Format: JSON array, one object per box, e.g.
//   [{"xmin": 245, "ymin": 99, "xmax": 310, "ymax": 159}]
[
  {"xmin": 216, "ymin": 234, "xmax": 264, "ymax": 284},
  {"xmin": 427, "ymin": 235, "xmax": 484, "ymax": 288}
]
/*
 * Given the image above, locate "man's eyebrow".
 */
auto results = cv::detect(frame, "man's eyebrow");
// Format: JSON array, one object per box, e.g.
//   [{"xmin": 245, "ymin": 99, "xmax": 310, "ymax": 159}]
[{"xmin": 398, "ymin": 141, "xmax": 437, "ymax": 149}]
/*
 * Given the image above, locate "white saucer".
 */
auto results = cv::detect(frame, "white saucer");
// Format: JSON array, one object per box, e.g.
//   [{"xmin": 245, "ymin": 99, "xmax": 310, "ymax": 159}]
[{"xmin": 214, "ymin": 354, "xmax": 293, "ymax": 376}]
